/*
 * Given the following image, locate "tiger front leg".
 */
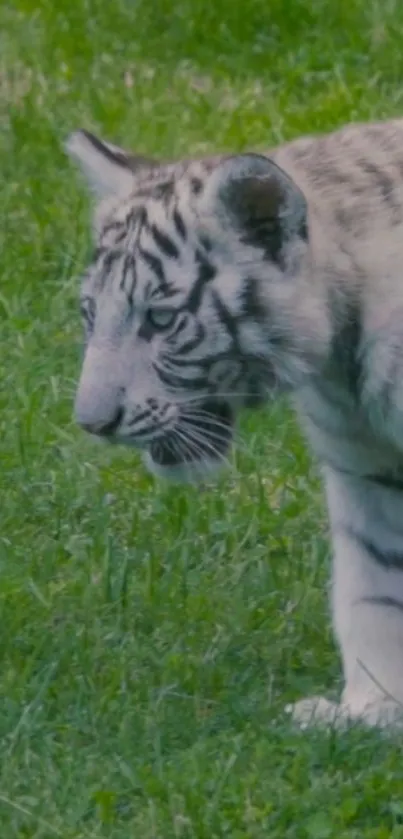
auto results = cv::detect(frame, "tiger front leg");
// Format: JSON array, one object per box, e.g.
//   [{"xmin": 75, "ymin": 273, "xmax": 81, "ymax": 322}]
[{"xmin": 287, "ymin": 467, "xmax": 403, "ymax": 731}]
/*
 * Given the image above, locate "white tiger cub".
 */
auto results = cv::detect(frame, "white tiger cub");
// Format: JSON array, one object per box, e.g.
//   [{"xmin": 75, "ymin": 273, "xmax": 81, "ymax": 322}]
[{"xmin": 66, "ymin": 120, "xmax": 403, "ymax": 730}]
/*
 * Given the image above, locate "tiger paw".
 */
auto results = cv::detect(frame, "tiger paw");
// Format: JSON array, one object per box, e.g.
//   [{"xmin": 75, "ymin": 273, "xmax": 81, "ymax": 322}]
[
  {"xmin": 285, "ymin": 696, "xmax": 346, "ymax": 729},
  {"xmin": 285, "ymin": 694, "xmax": 403, "ymax": 730}
]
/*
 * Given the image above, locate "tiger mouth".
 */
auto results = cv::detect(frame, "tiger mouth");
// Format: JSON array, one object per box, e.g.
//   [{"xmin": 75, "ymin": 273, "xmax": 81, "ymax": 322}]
[{"xmin": 149, "ymin": 399, "xmax": 234, "ymax": 467}]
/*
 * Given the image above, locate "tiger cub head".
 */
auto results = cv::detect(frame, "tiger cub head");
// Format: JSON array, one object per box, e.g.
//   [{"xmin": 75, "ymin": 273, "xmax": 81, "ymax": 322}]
[{"xmin": 66, "ymin": 130, "xmax": 328, "ymax": 482}]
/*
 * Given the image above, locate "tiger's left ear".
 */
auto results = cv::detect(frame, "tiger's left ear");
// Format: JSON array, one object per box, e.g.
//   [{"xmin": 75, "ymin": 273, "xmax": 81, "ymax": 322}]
[
  {"xmin": 65, "ymin": 129, "xmax": 158, "ymax": 198},
  {"xmin": 201, "ymin": 153, "xmax": 308, "ymax": 262}
]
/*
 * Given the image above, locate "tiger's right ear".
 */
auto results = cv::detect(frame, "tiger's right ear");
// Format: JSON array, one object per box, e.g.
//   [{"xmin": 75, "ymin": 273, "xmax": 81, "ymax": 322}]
[{"xmin": 65, "ymin": 129, "xmax": 158, "ymax": 198}]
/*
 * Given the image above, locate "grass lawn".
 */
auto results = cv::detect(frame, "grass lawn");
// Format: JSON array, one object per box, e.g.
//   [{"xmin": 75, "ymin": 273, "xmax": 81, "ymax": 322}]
[{"xmin": 2, "ymin": 0, "xmax": 403, "ymax": 835}]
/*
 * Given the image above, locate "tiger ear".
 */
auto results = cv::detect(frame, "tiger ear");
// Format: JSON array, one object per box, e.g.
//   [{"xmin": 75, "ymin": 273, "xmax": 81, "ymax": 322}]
[
  {"xmin": 65, "ymin": 129, "xmax": 158, "ymax": 197},
  {"xmin": 202, "ymin": 153, "xmax": 308, "ymax": 263}
]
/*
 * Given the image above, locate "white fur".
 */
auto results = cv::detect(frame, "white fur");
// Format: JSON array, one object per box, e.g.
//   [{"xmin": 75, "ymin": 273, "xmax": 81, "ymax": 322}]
[{"xmin": 67, "ymin": 118, "xmax": 403, "ymax": 731}]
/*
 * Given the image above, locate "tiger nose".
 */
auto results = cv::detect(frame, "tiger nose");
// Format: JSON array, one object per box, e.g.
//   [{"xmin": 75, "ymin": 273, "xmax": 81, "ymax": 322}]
[{"xmin": 77, "ymin": 406, "xmax": 124, "ymax": 436}]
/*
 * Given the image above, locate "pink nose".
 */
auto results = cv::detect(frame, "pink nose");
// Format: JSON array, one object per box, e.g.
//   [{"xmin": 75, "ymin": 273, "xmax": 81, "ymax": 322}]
[{"xmin": 78, "ymin": 407, "xmax": 123, "ymax": 436}]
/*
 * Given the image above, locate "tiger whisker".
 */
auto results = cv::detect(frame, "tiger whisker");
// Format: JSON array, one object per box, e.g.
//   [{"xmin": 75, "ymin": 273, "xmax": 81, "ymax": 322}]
[
  {"xmin": 167, "ymin": 428, "xmax": 206, "ymax": 466},
  {"xmin": 169, "ymin": 430, "xmax": 204, "ymax": 467},
  {"xmin": 179, "ymin": 413, "xmax": 268, "ymax": 460},
  {"xmin": 173, "ymin": 425, "xmax": 236, "ymax": 475},
  {"xmin": 179, "ymin": 410, "xmax": 234, "ymax": 432},
  {"xmin": 172, "ymin": 424, "xmax": 216, "ymax": 456}
]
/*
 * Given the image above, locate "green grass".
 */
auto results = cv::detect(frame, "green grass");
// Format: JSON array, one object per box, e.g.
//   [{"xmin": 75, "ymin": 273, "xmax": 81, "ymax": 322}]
[{"xmin": 2, "ymin": 0, "xmax": 403, "ymax": 835}]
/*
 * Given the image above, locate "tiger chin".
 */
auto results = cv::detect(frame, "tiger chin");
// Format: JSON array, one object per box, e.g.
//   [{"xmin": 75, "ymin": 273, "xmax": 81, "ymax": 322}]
[{"xmin": 66, "ymin": 118, "xmax": 403, "ymax": 732}]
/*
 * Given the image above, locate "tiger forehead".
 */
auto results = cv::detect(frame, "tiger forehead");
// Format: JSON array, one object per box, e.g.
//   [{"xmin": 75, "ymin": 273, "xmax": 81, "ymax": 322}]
[
  {"xmin": 98, "ymin": 195, "xmax": 174, "ymax": 252},
  {"xmin": 86, "ymin": 158, "xmax": 221, "ymax": 305},
  {"xmin": 98, "ymin": 197, "xmax": 183, "ymax": 260},
  {"xmin": 85, "ymin": 245, "xmax": 185, "ymax": 311},
  {"xmin": 97, "ymin": 157, "xmax": 214, "ymax": 244},
  {"xmin": 89, "ymin": 212, "xmax": 215, "ymax": 307}
]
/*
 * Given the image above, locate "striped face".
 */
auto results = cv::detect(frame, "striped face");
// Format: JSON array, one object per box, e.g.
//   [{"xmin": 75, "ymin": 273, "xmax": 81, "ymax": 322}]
[{"xmin": 66, "ymin": 130, "xmax": 312, "ymax": 481}]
